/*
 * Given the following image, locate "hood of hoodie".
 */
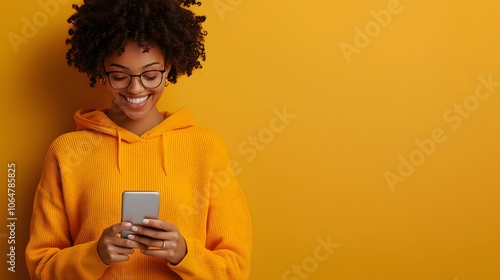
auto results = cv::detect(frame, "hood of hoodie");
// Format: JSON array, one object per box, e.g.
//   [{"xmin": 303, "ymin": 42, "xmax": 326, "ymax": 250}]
[
  {"xmin": 75, "ymin": 107, "xmax": 196, "ymax": 142},
  {"xmin": 74, "ymin": 107, "xmax": 196, "ymax": 174}
]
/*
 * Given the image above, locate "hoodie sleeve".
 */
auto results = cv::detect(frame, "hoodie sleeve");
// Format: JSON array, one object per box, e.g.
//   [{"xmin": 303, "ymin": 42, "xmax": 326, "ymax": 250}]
[
  {"xmin": 25, "ymin": 144, "xmax": 109, "ymax": 280},
  {"xmin": 168, "ymin": 134, "xmax": 253, "ymax": 280}
]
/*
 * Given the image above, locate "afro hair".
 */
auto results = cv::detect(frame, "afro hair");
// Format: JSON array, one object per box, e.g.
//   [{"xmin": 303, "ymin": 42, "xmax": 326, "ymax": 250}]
[{"xmin": 65, "ymin": 0, "xmax": 207, "ymax": 87}]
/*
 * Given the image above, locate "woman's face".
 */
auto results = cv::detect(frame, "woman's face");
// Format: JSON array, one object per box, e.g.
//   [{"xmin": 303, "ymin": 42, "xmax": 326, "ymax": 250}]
[{"xmin": 103, "ymin": 41, "xmax": 170, "ymax": 122}]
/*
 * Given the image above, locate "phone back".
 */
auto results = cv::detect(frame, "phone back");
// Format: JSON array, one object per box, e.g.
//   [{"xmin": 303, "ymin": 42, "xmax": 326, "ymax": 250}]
[{"xmin": 121, "ymin": 191, "xmax": 159, "ymax": 238}]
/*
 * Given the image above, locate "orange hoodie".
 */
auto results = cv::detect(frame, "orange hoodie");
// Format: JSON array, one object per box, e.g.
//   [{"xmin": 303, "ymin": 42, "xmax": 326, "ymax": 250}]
[{"xmin": 26, "ymin": 108, "xmax": 253, "ymax": 279}]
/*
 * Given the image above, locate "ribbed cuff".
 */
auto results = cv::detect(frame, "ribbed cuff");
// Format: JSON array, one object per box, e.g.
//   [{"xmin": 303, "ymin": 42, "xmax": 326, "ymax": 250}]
[
  {"xmin": 168, "ymin": 237, "xmax": 197, "ymax": 278},
  {"xmin": 79, "ymin": 240, "xmax": 110, "ymax": 279}
]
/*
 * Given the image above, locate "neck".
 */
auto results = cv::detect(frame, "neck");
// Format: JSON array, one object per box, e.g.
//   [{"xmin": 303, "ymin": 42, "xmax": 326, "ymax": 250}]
[{"xmin": 107, "ymin": 103, "xmax": 164, "ymax": 136}]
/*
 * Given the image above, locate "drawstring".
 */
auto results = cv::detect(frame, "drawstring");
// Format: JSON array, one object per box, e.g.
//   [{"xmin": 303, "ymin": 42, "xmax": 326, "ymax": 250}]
[
  {"xmin": 117, "ymin": 130, "xmax": 122, "ymax": 173},
  {"xmin": 162, "ymin": 131, "xmax": 168, "ymax": 176},
  {"xmin": 115, "ymin": 129, "xmax": 167, "ymax": 175}
]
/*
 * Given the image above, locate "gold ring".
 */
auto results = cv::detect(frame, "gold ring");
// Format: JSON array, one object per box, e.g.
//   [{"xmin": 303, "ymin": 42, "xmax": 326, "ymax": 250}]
[{"xmin": 161, "ymin": 240, "xmax": 166, "ymax": 250}]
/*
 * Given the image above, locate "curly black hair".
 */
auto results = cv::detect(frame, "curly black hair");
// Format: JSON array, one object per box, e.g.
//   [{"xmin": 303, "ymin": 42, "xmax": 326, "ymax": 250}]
[{"xmin": 66, "ymin": 0, "xmax": 206, "ymax": 87}]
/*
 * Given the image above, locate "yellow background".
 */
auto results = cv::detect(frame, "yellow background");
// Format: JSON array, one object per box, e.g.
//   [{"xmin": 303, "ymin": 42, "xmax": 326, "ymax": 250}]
[{"xmin": 2, "ymin": 0, "xmax": 500, "ymax": 279}]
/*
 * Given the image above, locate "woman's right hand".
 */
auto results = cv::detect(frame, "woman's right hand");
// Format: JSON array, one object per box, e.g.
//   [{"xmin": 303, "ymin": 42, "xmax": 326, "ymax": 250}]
[{"xmin": 97, "ymin": 222, "xmax": 147, "ymax": 265}]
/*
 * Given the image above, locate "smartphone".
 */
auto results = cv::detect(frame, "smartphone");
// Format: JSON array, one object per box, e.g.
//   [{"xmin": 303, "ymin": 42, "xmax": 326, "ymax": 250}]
[{"xmin": 121, "ymin": 191, "xmax": 160, "ymax": 238}]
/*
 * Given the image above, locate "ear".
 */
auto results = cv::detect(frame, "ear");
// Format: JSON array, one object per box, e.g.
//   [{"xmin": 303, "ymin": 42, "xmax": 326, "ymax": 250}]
[
  {"xmin": 164, "ymin": 64, "xmax": 173, "ymax": 83},
  {"xmin": 98, "ymin": 62, "xmax": 107, "ymax": 86},
  {"xmin": 165, "ymin": 64, "xmax": 173, "ymax": 76}
]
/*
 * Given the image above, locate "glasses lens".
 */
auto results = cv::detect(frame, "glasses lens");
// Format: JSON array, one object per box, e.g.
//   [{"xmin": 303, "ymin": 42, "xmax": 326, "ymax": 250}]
[
  {"xmin": 108, "ymin": 73, "xmax": 131, "ymax": 89},
  {"xmin": 140, "ymin": 71, "xmax": 163, "ymax": 89}
]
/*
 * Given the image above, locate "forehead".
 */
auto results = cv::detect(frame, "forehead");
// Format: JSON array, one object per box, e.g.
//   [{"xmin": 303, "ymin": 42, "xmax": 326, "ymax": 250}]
[{"xmin": 105, "ymin": 41, "xmax": 165, "ymax": 68}]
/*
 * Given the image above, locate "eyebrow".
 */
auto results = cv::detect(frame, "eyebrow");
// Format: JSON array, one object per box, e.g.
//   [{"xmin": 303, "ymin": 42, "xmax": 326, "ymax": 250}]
[{"xmin": 108, "ymin": 62, "xmax": 162, "ymax": 70}]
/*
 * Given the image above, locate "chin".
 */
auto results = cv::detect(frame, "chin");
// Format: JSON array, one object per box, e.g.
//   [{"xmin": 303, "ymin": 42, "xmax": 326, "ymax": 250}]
[{"xmin": 124, "ymin": 111, "xmax": 150, "ymax": 121}]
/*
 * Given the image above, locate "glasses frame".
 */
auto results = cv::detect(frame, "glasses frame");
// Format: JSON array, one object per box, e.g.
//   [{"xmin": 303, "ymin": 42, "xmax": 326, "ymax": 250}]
[{"xmin": 102, "ymin": 63, "xmax": 167, "ymax": 90}]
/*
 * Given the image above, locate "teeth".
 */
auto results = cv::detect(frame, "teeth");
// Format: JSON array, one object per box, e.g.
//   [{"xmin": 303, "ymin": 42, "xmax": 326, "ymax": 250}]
[{"xmin": 126, "ymin": 95, "xmax": 148, "ymax": 104}]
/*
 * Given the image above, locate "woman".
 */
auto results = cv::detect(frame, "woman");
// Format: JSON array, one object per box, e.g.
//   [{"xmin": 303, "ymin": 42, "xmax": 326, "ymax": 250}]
[{"xmin": 25, "ymin": 0, "xmax": 253, "ymax": 279}]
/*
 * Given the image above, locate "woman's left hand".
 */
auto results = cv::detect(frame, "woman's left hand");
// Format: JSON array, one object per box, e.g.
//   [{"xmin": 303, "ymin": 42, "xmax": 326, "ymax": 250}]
[{"xmin": 127, "ymin": 219, "xmax": 187, "ymax": 265}]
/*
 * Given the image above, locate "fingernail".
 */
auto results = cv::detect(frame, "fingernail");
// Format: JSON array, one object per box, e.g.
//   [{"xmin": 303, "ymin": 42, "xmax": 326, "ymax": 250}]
[
  {"xmin": 128, "ymin": 235, "xmax": 135, "ymax": 240},
  {"xmin": 131, "ymin": 226, "xmax": 139, "ymax": 232},
  {"xmin": 124, "ymin": 222, "xmax": 132, "ymax": 227},
  {"xmin": 143, "ymin": 219, "xmax": 149, "ymax": 225}
]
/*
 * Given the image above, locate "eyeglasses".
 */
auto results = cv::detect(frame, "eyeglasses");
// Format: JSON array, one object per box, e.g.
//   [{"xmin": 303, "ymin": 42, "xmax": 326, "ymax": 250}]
[{"xmin": 103, "ymin": 64, "xmax": 167, "ymax": 90}]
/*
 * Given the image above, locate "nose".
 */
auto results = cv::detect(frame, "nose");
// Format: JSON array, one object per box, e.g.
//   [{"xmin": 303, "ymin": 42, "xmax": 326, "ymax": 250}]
[{"xmin": 127, "ymin": 76, "xmax": 145, "ymax": 94}]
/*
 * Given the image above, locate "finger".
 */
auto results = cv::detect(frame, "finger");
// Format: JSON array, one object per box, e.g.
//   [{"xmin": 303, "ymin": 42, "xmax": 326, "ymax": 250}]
[
  {"xmin": 108, "ymin": 223, "xmax": 147, "ymax": 248},
  {"xmin": 113, "ymin": 237, "xmax": 147, "ymax": 249},
  {"xmin": 140, "ymin": 245, "xmax": 185, "ymax": 265},
  {"xmin": 130, "ymin": 224, "xmax": 166, "ymax": 240},
  {"xmin": 111, "ymin": 254, "xmax": 131, "ymax": 263},
  {"xmin": 140, "ymin": 248, "xmax": 176, "ymax": 259},
  {"xmin": 106, "ymin": 222, "xmax": 132, "ymax": 236},
  {"xmin": 101, "ymin": 223, "xmax": 147, "ymax": 249},
  {"xmin": 98, "ymin": 236, "xmax": 137, "ymax": 265},
  {"xmin": 109, "ymin": 245, "xmax": 135, "ymax": 256},
  {"xmin": 127, "ymin": 234, "xmax": 164, "ymax": 248},
  {"xmin": 142, "ymin": 219, "xmax": 177, "ymax": 232},
  {"xmin": 130, "ymin": 226, "xmax": 183, "ymax": 243}
]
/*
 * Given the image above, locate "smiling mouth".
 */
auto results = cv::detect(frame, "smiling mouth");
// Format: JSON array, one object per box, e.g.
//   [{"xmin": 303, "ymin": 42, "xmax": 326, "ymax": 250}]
[{"xmin": 122, "ymin": 94, "xmax": 151, "ymax": 104}]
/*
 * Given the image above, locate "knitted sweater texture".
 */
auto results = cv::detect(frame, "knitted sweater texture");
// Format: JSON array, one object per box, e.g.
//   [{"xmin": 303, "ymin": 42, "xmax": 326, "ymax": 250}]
[{"xmin": 25, "ymin": 107, "xmax": 252, "ymax": 279}]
